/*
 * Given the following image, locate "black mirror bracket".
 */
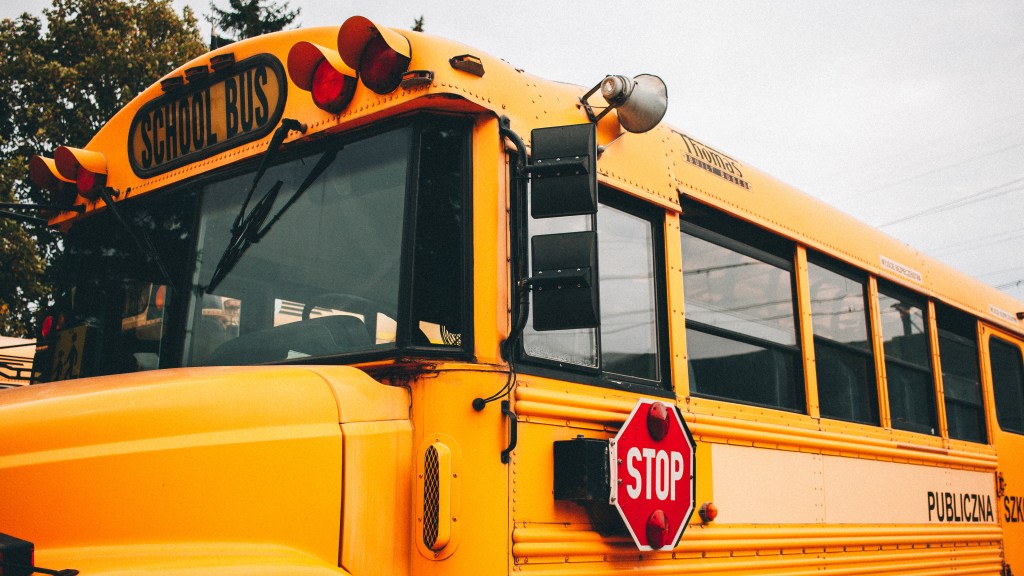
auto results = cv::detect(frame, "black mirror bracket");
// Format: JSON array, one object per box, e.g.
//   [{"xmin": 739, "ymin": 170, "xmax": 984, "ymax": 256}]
[{"xmin": 475, "ymin": 117, "xmax": 601, "ymax": 417}]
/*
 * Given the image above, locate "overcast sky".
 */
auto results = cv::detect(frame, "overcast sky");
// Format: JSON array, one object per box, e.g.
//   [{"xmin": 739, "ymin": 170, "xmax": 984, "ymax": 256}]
[{"xmin": 3, "ymin": 0, "xmax": 1023, "ymax": 301}]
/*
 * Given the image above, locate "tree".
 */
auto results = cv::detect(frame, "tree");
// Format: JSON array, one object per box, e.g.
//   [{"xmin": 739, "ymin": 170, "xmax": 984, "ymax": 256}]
[
  {"xmin": 208, "ymin": 0, "xmax": 299, "ymax": 43},
  {"xmin": 0, "ymin": 0, "xmax": 206, "ymax": 337},
  {"xmin": 412, "ymin": 16, "xmax": 424, "ymax": 32}
]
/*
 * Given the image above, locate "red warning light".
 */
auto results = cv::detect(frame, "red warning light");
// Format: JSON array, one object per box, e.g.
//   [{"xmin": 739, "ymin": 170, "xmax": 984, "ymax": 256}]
[
  {"xmin": 645, "ymin": 509, "xmax": 670, "ymax": 549},
  {"xmin": 647, "ymin": 401, "xmax": 671, "ymax": 441},
  {"xmin": 311, "ymin": 59, "xmax": 357, "ymax": 113},
  {"xmin": 360, "ymin": 34, "xmax": 410, "ymax": 94}
]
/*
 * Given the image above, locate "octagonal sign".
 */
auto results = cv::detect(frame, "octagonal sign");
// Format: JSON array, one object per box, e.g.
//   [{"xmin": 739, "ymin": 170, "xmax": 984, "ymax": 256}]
[{"xmin": 609, "ymin": 398, "xmax": 696, "ymax": 551}]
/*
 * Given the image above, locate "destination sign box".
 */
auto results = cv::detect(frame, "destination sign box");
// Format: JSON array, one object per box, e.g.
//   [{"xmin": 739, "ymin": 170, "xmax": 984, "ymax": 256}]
[{"xmin": 128, "ymin": 54, "xmax": 287, "ymax": 177}]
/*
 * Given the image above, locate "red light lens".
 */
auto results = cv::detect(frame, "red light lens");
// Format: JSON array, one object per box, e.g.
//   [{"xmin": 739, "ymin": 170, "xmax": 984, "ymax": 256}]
[
  {"xmin": 360, "ymin": 35, "xmax": 410, "ymax": 94},
  {"xmin": 699, "ymin": 502, "xmax": 719, "ymax": 523},
  {"xmin": 646, "ymin": 401, "xmax": 671, "ymax": 441},
  {"xmin": 311, "ymin": 59, "xmax": 356, "ymax": 113},
  {"xmin": 40, "ymin": 314, "xmax": 62, "ymax": 340},
  {"xmin": 645, "ymin": 509, "xmax": 669, "ymax": 549},
  {"xmin": 77, "ymin": 168, "xmax": 95, "ymax": 194},
  {"xmin": 41, "ymin": 315, "xmax": 55, "ymax": 339},
  {"xmin": 76, "ymin": 167, "xmax": 105, "ymax": 199}
]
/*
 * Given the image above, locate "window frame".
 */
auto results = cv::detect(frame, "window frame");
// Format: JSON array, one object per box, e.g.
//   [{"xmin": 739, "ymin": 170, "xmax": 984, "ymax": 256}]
[
  {"xmin": 934, "ymin": 303, "xmax": 986, "ymax": 443},
  {"xmin": 179, "ymin": 113, "xmax": 476, "ymax": 368},
  {"xmin": 517, "ymin": 187, "xmax": 672, "ymax": 395},
  {"xmin": 680, "ymin": 205, "xmax": 806, "ymax": 414},
  {"xmin": 989, "ymin": 334, "xmax": 1024, "ymax": 436},
  {"xmin": 875, "ymin": 281, "xmax": 938, "ymax": 436},
  {"xmin": 806, "ymin": 254, "xmax": 880, "ymax": 426}
]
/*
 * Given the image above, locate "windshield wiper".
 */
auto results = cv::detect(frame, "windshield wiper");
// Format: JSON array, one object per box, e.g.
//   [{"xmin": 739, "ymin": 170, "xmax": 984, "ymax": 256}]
[
  {"xmin": 204, "ymin": 118, "xmax": 306, "ymax": 292},
  {"xmin": 231, "ymin": 118, "xmax": 306, "ymax": 236},
  {"xmin": 204, "ymin": 141, "xmax": 339, "ymax": 293}
]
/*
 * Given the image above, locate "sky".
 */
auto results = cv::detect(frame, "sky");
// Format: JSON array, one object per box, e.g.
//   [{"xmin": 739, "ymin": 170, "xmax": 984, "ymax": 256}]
[{"xmin": 3, "ymin": 0, "xmax": 1024, "ymax": 301}]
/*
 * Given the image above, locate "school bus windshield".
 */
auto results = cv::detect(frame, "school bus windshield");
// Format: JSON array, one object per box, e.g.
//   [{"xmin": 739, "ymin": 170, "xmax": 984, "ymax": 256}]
[{"xmin": 44, "ymin": 117, "xmax": 469, "ymax": 380}]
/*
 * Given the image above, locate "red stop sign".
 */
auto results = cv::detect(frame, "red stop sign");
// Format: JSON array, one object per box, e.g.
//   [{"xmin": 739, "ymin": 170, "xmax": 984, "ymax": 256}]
[{"xmin": 609, "ymin": 398, "xmax": 696, "ymax": 550}]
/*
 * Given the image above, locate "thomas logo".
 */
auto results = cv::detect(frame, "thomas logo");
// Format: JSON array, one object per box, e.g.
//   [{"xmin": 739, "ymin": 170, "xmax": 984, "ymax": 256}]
[{"xmin": 677, "ymin": 132, "xmax": 749, "ymax": 190}]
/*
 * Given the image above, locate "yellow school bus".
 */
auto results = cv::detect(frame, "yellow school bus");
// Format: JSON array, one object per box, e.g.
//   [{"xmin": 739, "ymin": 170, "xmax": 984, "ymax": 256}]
[{"xmin": 1, "ymin": 15, "xmax": 1023, "ymax": 576}]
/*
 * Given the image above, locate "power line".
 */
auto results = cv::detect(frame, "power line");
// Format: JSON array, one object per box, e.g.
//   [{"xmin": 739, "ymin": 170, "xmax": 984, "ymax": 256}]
[
  {"xmin": 877, "ymin": 176, "xmax": 1024, "ymax": 228},
  {"xmin": 928, "ymin": 229, "xmax": 1024, "ymax": 258}
]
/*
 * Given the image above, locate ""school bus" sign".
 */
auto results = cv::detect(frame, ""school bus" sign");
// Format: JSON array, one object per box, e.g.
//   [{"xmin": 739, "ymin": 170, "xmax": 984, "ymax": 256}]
[{"xmin": 128, "ymin": 55, "xmax": 286, "ymax": 177}]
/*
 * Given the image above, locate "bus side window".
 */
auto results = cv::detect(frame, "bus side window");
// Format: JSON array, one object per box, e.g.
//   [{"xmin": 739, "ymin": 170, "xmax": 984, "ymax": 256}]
[
  {"xmin": 877, "ymin": 283, "xmax": 937, "ymax": 435},
  {"xmin": 807, "ymin": 258, "xmax": 878, "ymax": 425},
  {"xmin": 523, "ymin": 190, "xmax": 665, "ymax": 387},
  {"xmin": 935, "ymin": 304, "xmax": 986, "ymax": 443},
  {"xmin": 680, "ymin": 210, "xmax": 804, "ymax": 413},
  {"xmin": 990, "ymin": 337, "xmax": 1024, "ymax": 434}
]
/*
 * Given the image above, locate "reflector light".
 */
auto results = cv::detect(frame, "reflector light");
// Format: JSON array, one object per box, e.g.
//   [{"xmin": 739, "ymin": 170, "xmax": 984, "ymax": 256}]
[
  {"xmin": 360, "ymin": 35, "xmax": 410, "ymax": 94},
  {"xmin": 210, "ymin": 53, "xmax": 235, "ymax": 72},
  {"xmin": 40, "ymin": 314, "xmax": 62, "ymax": 340},
  {"xmin": 154, "ymin": 286, "xmax": 167, "ymax": 311},
  {"xmin": 311, "ymin": 59, "xmax": 357, "ymax": 113},
  {"xmin": 645, "ymin": 509, "xmax": 669, "ymax": 549},
  {"xmin": 699, "ymin": 502, "xmax": 719, "ymax": 523},
  {"xmin": 646, "ymin": 401, "xmax": 671, "ymax": 441},
  {"xmin": 184, "ymin": 65, "xmax": 210, "ymax": 83},
  {"xmin": 160, "ymin": 75, "xmax": 184, "ymax": 92}
]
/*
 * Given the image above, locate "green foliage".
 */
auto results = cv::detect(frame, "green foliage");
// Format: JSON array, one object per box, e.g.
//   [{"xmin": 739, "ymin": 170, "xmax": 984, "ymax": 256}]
[
  {"xmin": 0, "ymin": 0, "xmax": 206, "ymax": 336},
  {"xmin": 208, "ymin": 0, "xmax": 299, "ymax": 42}
]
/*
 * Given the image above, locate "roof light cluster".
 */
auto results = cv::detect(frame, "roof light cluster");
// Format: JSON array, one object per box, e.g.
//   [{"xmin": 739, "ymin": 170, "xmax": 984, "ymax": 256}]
[
  {"xmin": 288, "ymin": 16, "xmax": 413, "ymax": 114},
  {"xmin": 29, "ymin": 146, "xmax": 110, "ymax": 212}
]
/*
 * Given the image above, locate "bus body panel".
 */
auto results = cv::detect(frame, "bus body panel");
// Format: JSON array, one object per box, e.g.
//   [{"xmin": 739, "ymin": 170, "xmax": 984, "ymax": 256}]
[
  {"xmin": 981, "ymin": 325, "xmax": 1024, "ymax": 573},
  {"xmin": 0, "ymin": 365, "xmax": 408, "ymax": 574},
  {"xmin": 8, "ymin": 14, "xmax": 1024, "ymax": 576}
]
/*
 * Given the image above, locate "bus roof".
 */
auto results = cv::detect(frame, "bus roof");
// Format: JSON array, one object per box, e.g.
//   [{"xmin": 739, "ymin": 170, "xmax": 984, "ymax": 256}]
[{"xmin": 43, "ymin": 19, "xmax": 1024, "ymax": 334}]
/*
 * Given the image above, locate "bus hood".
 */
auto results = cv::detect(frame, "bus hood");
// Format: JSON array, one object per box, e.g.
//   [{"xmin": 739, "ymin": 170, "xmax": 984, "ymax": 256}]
[{"xmin": 0, "ymin": 365, "xmax": 409, "ymax": 575}]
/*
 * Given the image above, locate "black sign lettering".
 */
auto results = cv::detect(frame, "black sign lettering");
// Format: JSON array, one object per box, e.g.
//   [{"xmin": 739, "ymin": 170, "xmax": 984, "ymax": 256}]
[
  {"xmin": 128, "ymin": 54, "xmax": 286, "ymax": 177},
  {"xmin": 1006, "ymin": 494, "xmax": 1023, "ymax": 523},
  {"xmin": 177, "ymin": 99, "xmax": 191, "ymax": 155},
  {"xmin": 164, "ymin": 101, "xmax": 178, "ymax": 161},
  {"xmin": 224, "ymin": 75, "xmax": 239, "ymax": 139},
  {"xmin": 927, "ymin": 491, "xmax": 994, "ymax": 523},
  {"xmin": 139, "ymin": 115, "xmax": 153, "ymax": 168},
  {"xmin": 153, "ymin": 107, "xmax": 165, "ymax": 165}
]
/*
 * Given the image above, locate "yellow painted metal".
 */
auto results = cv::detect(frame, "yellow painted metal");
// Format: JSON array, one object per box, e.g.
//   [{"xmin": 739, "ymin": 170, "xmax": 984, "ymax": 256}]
[
  {"xmin": 867, "ymin": 275, "xmax": 893, "ymax": 429},
  {"xmin": 795, "ymin": 246, "xmax": 820, "ymax": 419},
  {"xmin": 339, "ymin": 419, "xmax": 413, "ymax": 575},
  {"xmin": 979, "ymin": 325, "xmax": 1024, "ymax": 572},
  {"xmin": 927, "ymin": 300, "xmax": 951, "ymax": 439},
  {"xmin": 10, "ymin": 13, "xmax": 1024, "ymax": 576},
  {"xmin": 0, "ymin": 365, "xmax": 399, "ymax": 573},
  {"xmin": 663, "ymin": 212, "xmax": 690, "ymax": 399}
]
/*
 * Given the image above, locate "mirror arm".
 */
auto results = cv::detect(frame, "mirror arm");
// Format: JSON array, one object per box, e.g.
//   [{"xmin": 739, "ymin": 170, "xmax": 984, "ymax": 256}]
[{"xmin": 498, "ymin": 116, "xmax": 532, "ymax": 360}]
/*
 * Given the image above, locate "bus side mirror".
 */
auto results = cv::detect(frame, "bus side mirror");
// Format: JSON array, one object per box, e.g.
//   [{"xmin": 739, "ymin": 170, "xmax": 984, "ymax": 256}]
[
  {"xmin": 530, "ymin": 231, "xmax": 599, "ymax": 331},
  {"xmin": 528, "ymin": 123, "xmax": 597, "ymax": 218}
]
